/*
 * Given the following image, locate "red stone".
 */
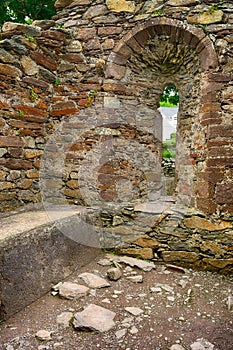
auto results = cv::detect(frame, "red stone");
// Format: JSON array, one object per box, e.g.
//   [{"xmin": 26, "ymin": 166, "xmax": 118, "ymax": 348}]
[
  {"xmin": 0, "ymin": 136, "xmax": 24, "ymax": 147},
  {"xmin": 216, "ymin": 183, "xmax": 233, "ymax": 204},
  {"xmin": 30, "ymin": 51, "xmax": 57, "ymax": 71},
  {"xmin": 0, "ymin": 158, "xmax": 33, "ymax": 170}
]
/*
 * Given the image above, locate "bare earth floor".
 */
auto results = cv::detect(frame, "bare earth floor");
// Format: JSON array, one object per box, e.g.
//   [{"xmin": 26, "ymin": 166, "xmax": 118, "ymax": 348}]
[{"xmin": 0, "ymin": 252, "xmax": 232, "ymax": 350}]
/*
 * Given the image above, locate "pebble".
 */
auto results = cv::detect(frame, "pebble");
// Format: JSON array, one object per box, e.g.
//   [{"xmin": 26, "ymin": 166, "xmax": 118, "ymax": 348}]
[
  {"xmin": 170, "ymin": 345, "xmax": 185, "ymax": 350},
  {"xmin": 125, "ymin": 307, "xmax": 144, "ymax": 316},
  {"xmin": 35, "ymin": 330, "xmax": 52, "ymax": 341},
  {"xmin": 190, "ymin": 338, "xmax": 214, "ymax": 350},
  {"xmin": 56, "ymin": 311, "xmax": 73, "ymax": 328},
  {"xmin": 115, "ymin": 328, "xmax": 127, "ymax": 339},
  {"xmin": 107, "ymin": 266, "xmax": 122, "ymax": 281}
]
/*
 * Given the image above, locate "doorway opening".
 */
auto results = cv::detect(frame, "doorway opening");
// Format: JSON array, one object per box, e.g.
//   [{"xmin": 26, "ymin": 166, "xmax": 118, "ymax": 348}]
[{"xmin": 159, "ymin": 85, "xmax": 179, "ymax": 196}]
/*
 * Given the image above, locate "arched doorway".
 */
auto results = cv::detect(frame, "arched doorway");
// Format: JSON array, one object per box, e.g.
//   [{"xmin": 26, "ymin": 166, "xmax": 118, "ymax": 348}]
[{"xmin": 104, "ymin": 17, "xmax": 218, "ymax": 211}]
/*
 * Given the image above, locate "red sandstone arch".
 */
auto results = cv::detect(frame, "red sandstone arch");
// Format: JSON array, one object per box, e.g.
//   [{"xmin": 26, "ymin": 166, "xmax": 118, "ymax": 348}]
[{"xmin": 105, "ymin": 17, "xmax": 218, "ymax": 80}]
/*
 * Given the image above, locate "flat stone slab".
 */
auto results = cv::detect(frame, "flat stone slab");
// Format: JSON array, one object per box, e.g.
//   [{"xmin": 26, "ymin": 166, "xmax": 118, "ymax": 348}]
[
  {"xmin": 73, "ymin": 304, "xmax": 116, "ymax": 332},
  {"xmin": 0, "ymin": 207, "xmax": 100, "ymax": 320},
  {"xmin": 112, "ymin": 256, "xmax": 155, "ymax": 271},
  {"xmin": 56, "ymin": 282, "xmax": 89, "ymax": 300},
  {"xmin": 79, "ymin": 272, "xmax": 110, "ymax": 288}
]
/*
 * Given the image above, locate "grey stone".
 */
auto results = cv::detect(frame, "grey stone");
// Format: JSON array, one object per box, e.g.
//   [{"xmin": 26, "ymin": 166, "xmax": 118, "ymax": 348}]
[
  {"xmin": 56, "ymin": 311, "xmax": 73, "ymax": 328},
  {"xmin": 117, "ymin": 256, "xmax": 155, "ymax": 271},
  {"xmin": 191, "ymin": 338, "xmax": 214, "ymax": 350},
  {"xmin": 58, "ymin": 282, "xmax": 89, "ymax": 300},
  {"xmin": 73, "ymin": 304, "xmax": 116, "ymax": 332},
  {"xmin": 79, "ymin": 272, "xmax": 110, "ymax": 288},
  {"xmin": 170, "ymin": 345, "xmax": 185, "ymax": 350},
  {"xmin": 107, "ymin": 267, "xmax": 122, "ymax": 281},
  {"xmin": 0, "ymin": 39, "xmax": 28, "ymax": 55},
  {"xmin": 115, "ymin": 328, "xmax": 127, "ymax": 339},
  {"xmin": 126, "ymin": 275, "xmax": 143, "ymax": 283},
  {"xmin": 35, "ymin": 330, "xmax": 52, "ymax": 341},
  {"xmin": 125, "ymin": 307, "xmax": 143, "ymax": 316}
]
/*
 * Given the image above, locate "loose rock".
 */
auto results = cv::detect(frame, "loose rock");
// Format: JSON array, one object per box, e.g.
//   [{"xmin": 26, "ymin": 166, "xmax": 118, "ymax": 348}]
[
  {"xmin": 79, "ymin": 272, "xmax": 110, "ymax": 288},
  {"xmin": 73, "ymin": 304, "xmax": 116, "ymax": 332},
  {"xmin": 35, "ymin": 330, "xmax": 52, "ymax": 341},
  {"xmin": 125, "ymin": 307, "xmax": 144, "ymax": 316},
  {"xmin": 107, "ymin": 266, "xmax": 122, "ymax": 281},
  {"xmin": 56, "ymin": 282, "xmax": 89, "ymax": 300}
]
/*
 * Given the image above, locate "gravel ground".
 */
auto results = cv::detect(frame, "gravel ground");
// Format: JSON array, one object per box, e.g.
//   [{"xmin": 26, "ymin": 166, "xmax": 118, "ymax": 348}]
[{"xmin": 0, "ymin": 252, "xmax": 232, "ymax": 350}]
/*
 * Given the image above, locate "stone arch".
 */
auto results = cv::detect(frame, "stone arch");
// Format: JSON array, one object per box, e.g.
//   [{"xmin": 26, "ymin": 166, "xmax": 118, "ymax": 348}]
[
  {"xmin": 104, "ymin": 17, "xmax": 219, "ymax": 211},
  {"xmin": 105, "ymin": 17, "xmax": 218, "ymax": 80}
]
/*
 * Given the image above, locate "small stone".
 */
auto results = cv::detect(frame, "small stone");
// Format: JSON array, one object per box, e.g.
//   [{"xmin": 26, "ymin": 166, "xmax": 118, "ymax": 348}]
[
  {"xmin": 118, "ymin": 256, "xmax": 155, "ymax": 271},
  {"xmin": 170, "ymin": 345, "xmax": 185, "ymax": 350},
  {"xmin": 6, "ymin": 346, "xmax": 14, "ymax": 350},
  {"xmin": 98, "ymin": 258, "xmax": 112, "ymax": 266},
  {"xmin": 56, "ymin": 312, "xmax": 73, "ymax": 328},
  {"xmin": 178, "ymin": 279, "xmax": 188, "ymax": 288},
  {"xmin": 125, "ymin": 307, "xmax": 143, "ymax": 316},
  {"xmin": 73, "ymin": 304, "xmax": 116, "ymax": 332},
  {"xmin": 130, "ymin": 325, "xmax": 138, "ymax": 334},
  {"xmin": 107, "ymin": 267, "xmax": 122, "ymax": 281},
  {"xmin": 57, "ymin": 282, "xmax": 89, "ymax": 300},
  {"xmin": 115, "ymin": 328, "xmax": 127, "ymax": 339},
  {"xmin": 79, "ymin": 272, "xmax": 110, "ymax": 288},
  {"xmin": 126, "ymin": 275, "xmax": 143, "ymax": 283},
  {"xmin": 35, "ymin": 330, "xmax": 52, "ymax": 341},
  {"xmin": 190, "ymin": 338, "xmax": 214, "ymax": 350}
]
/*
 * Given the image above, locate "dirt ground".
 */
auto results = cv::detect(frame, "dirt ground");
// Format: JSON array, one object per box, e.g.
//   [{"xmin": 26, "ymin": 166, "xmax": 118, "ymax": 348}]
[{"xmin": 0, "ymin": 252, "xmax": 232, "ymax": 350}]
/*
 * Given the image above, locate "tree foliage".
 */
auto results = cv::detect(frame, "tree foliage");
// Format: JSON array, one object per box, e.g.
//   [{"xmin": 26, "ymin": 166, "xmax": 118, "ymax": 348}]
[
  {"xmin": 160, "ymin": 85, "xmax": 179, "ymax": 106},
  {"xmin": 0, "ymin": 0, "xmax": 56, "ymax": 27}
]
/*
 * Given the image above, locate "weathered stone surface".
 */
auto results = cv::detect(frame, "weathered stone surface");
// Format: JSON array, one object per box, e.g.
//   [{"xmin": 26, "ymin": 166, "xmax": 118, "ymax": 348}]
[
  {"xmin": 73, "ymin": 304, "xmax": 116, "ymax": 332},
  {"xmin": 120, "ymin": 247, "xmax": 154, "ymax": 260},
  {"xmin": 21, "ymin": 56, "xmax": 39, "ymax": 75},
  {"xmin": 0, "ymin": 63, "xmax": 22, "ymax": 78},
  {"xmin": 107, "ymin": 266, "xmax": 122, "ymax": 281},
  {"xmin": 162, "ymin": 251, "xmax": 199, "ymax": 263},
  {"xmin": 35, "ymin": 330, "xmax": 52, "ymax": 341},
  {"xmin": 56, "ymin": 311, "xmax": 73, "ymax": 327},
  {"xmin": 79, "ymin": 272, "xmax": 110, "ymax": 288},
  {"xmin": 183, "ymin": 216, "xmax": 232, "ymax": 231},
  {"xmin": 56, "ymin": 281, "xmax": 90, "ymax": 300},
  {"xmin": 203, "ymin": 258, "xmax": 233, "ymax": 269},
  {"xmin": 126, "ymin": 275, "xmax": 143, "ymax": 283},
  {"xmin": 133, "ymin": 235, "xmax": 159, "ymax": 248},
  {"xmin": 32, "ymin": 20, "xmax": 55, "ymax": 29},
  {"xmin": 187, "ymin": 10, "xmax": 223, "ymax": 25},
  {"xmin": 116, "ymin": 256, "xmax": 155, "ymax": 271},
  {"xmin": 167, "ymin": 0, "xmax": 198, "ymax": 5},
  {"xmin": 190, "ymin": 338, "xmax": 214, "ymax": 350},
  {"xmin": 55, "ymin": 0, "xmax": 73, "ymax": 8},
  {"xmin": 106, "ymin": 0, "xmax": 135, "ymax": 12},
  {"xmin": 125, "ymin": 306, "xmax": 143, "ymax": 316}
]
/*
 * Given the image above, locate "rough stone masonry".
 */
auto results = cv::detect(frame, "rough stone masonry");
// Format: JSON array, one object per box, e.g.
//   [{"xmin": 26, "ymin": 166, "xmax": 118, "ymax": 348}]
[{"xmin": 0, "ymin": 0, "xmax": 232, "ymax": 273}]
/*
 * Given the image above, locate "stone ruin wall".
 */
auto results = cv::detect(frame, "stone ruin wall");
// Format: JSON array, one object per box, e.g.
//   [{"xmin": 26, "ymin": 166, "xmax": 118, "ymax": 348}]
[{"xmin": 0, "ymin": 0, "xmax": 233, "ymax": 272}]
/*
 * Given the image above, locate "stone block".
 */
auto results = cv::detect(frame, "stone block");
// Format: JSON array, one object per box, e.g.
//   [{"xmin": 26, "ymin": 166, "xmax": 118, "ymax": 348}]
[
  {"xmin": 0, "ymin": 210, "xmax": 100, "ymax": 320},
  {"xmin": 162, "ymin": 251, "xmax": 199, "ymax": 263},
  {"xmin": 0, "ymin": 136, "xmax": 24, "ymax": 148},
  {"xmin": 30, "ymin": 51, "xmax": 57, "ymax": 71},
  {"xmin": 216, "ymin": 183, "xmax": 233, "ymax": 204}
]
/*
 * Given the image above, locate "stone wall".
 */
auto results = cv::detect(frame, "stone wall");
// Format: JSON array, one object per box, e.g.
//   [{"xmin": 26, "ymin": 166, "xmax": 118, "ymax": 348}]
[{"xmin": 0, "ymin": 0, "xmax": 232, "ymax": 272}]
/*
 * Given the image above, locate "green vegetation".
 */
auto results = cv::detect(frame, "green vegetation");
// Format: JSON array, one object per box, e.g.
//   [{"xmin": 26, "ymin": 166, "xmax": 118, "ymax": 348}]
[
  {"xmin": 0, "ymin": 0, "xmax": 56, "ymax": 27},
  {"xmin": 162, "ymin": 133, "xmax": 176, "ymax": 158},
  {"xmin": 160, "ymin": 85, "xmax": 179, "ymax": 107},
  {"xmin": 29, "ymin": 88, "xmax": 38, "ymax": 101}
]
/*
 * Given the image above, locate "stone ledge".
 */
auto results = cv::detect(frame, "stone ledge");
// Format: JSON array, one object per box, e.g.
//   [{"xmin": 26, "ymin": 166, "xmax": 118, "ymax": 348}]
[{"xmin": 0, "ymin": 208, "xmax": 100, "ymax": 320}]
